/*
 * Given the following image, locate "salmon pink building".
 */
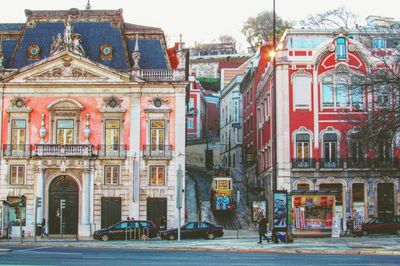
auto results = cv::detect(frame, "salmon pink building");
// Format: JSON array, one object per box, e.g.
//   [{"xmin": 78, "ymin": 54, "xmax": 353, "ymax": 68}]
[{"xmin": 0, "ymin": 8, "xmax": 187, "ymax": 237}]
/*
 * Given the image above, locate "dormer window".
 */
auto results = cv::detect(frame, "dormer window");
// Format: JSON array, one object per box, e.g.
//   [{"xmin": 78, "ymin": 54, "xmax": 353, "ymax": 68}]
[{"xmin": 336, "ymin": 37, "xmax": 347, "ymax": 60}]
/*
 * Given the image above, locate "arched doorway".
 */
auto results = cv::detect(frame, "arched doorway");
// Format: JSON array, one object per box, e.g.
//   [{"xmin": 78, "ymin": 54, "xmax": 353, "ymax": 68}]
[
  {"xmin": 49, "ymin": 175, "xmax": 79, "ymax": 234},
  {"xmin": 377, "ymin": 183, "xmax": 394, "ymax": 217}
]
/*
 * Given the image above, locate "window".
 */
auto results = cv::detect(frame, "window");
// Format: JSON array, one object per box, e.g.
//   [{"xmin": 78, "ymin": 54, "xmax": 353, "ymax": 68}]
[
  {"xmin": 336, "ymin": 37, "xmax": 347, "ymax": 60},
  {"xmin": 373, "ymin": 38, "xmax": 386, "ymax": 49},
  {"xmin": 104, "ymin": 165, "xmax": 120, "ymax": 185},
  {"xmin": 351, "ymin": 85, "xmax": 364, "ymax": 109},
  {"xmin": 150, "ymin": 165, "xmax": 165, "ymax": 186},
  {"xmin": 56, "ymin": 119, "xmax": 74, "ymax": 144},
  {"xmin": 198, "ymin": 222, "xmax": 209, "ymax": 229},
  {"xmin": 375, "ymin": 86, "xmax": 391, "ymax": 108},
  {"xmin": 11, "ymin": 120, "xmax": 26, "ymax": 151},
  {"xmin": 322, "ymin": 83, "xmax": 334, "ymax": 107},
  {"xmin": 293, "ymin": 75, "xmax": 311, "ymax": 108},
  {"xmin": 336, "ymin": 84, "xmax": 349, "ymax": 107},
  {"xmin": 296, "ymin": 133, "xmax": 310, "ymax": 160},
  {"xmin": 323, "ymin": 133, "xmax": 337, "ymax": 161},
  {"xmin": 150, "ymin": 120, "xmax": 165, "ymax": 151},
  {"xmin": 184, "ymin": 223, "xmax": 195, "ymax": 230},
  {"xmin": 352, "ymin": 183, "xmax": 364, "ymax": 202},
  {"xmin": 10, "ymin": 165, "xmax": 24, "ymax": 185},
  {"xmin": 319, "ymin": 183, "xmax": 343, "ymax": 206},
  {"xmin": 114, "ymin": 222, "xmax": 128, "ymax": 230},
  {"xmin": 233, "ymin": 100, "xmax": 239, "ymax": 123},
  {"xmin": 349, "ymin": 134, "xmax": 364, "ymax": 160},
  {"xmin": 188, "ymin": 98, "xmax": 194, "ymax": 113},
  {"xmin": 297, "ymin": 183, "xmax": 310, "ymax": 190},
  {"xmin": 187, "ymin": 118, "xmax": 194, "ymax": 129},
  {"xmin": 105, "ymin": 120, "xmax": 120, "ymax": 151}
]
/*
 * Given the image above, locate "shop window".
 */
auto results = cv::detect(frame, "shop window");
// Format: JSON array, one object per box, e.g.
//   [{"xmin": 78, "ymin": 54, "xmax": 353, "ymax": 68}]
[
  {"xmin": 336, "ymin": 37, "xmax": 347, "ymax": 60},
  {"xmin": 293, "ymin": 75, "xmax": 311, "ymax": 109},
  {"xmin": 352, "ymin": 183, "xmax": 364, "ymax": 202},
  {"xmin": 10, "ymin": 165, "xmax": 25, "ymax": 185},
  {"xmin": 150, "ymin": 165, "xmax": 165, "ymax": 186},
  {"xmin": 104, "ymin": 165, "xmax": 120, "ymax": 185},
  {"xmin": 296, "ymin": 133, "xmax": 310, "ymax": 160},
  {"xmin": 319, "ymin": 183, "xmax": 343, "ymax": 206},
  {"xmin": 105, "ymin": 120, "xmax": 120, "ymax": 151},
  {"xmin": 7, "ymin": 196, "xmax": 26, "ymax": 226}
]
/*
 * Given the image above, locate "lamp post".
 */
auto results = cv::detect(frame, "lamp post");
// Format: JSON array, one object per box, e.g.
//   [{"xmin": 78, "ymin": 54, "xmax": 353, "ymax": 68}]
[{"xmin": 272, "ymin": 0, "xmax": 277, "ymax": 191}]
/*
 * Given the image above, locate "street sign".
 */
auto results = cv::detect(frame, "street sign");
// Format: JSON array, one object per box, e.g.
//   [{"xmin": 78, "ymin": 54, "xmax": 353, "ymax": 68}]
[
  {"xmin": 60, "ymin": 199, "xmax": 66, "ymax": 209},
  {"xmin": 36, "ymin": 197, "xmax": 42, "ymax": 208}
]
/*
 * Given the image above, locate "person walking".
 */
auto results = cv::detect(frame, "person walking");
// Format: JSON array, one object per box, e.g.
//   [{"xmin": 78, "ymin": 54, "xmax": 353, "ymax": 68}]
[
  {"xmin": 257, "ymin": 213, "xmax": 268, "ymax": 244},
  {"xmin": 40, "ymin": 218, "xmax": 48, "ymax": 238},
  {"xmin": 345, "ymin": 216, "xmax": 353, "ymax": 236}
]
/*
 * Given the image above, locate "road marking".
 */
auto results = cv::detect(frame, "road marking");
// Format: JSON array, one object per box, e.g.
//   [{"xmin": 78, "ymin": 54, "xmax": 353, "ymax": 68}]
[
  {"xmin": 83, "ymin": 256, "xmax": 116, "ymax": 259},
  {"xmin": 15, "ymin": 247, "xmax": 49, "ymax": 252}
]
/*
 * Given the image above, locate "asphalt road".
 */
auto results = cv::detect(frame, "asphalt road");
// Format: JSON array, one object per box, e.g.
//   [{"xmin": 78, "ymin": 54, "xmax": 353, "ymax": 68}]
[{"xmin": 0, "ymin": 246, "xmax": 399, "ymax": 266}]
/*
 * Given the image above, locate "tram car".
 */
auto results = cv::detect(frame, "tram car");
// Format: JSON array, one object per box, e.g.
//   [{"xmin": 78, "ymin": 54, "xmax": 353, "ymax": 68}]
[{"xmin": 211, "ymin": 176, "xmax": 234, "ymax": 212}]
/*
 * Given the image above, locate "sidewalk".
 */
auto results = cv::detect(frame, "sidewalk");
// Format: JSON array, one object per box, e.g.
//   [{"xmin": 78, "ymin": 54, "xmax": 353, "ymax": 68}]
[{"xmin": 0, "ymin": 231, "xmax": 399, "ymax": 256}]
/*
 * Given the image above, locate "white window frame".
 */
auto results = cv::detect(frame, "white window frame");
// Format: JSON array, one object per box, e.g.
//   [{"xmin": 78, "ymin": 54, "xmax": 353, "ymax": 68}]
[
  {"xmin": 9, "ymin": 165, "xmax": 25, "ymax": 185},
  {"xmin": 104, "ymin": 165, "xmax": 120, "ymax": 185},
  {"xmin": 149, "ymin": 165, "xmax": 166, "ymax": 186},
  {"xmin": 292, "ymin": 73, "xmax": 312, "ymax": 111}
]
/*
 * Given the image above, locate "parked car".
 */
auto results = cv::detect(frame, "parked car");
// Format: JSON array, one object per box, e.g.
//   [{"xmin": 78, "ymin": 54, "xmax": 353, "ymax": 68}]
[
  {"xmin": 360, "ymin": 216, "xmax": 400, "ymax": 235},
  {"xmin": 93, "ymin": 220, "xmax": 158, "ymax": 241},
  {"xmin": 160, "ymin": 221, "xmax": 223, "ymax": 240}
]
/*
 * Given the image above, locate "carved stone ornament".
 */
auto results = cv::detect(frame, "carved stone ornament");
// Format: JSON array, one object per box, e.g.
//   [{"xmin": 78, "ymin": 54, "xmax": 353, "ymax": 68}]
[
  {"xmin": 335, "ymin": 63, "xmax": 350, "ymax": 74},
  {"xmin": 100, "ymin": 43, "xmax": 113, "ymax": 60},
  {"xmin": 27, "ymin": 44, "xmax": 41, "ymax": 60},
  {"xmin": 50, "ymin": 17, "xmax": 86, "ymax": 57},
  {"xmin": 144, "ymin": 98, "xmax": 171, "ymax": 113},
  {"xmin": 6, "ymin": 97, "xmax": 32, "ymax": 113},
  {"xmin": 348, "ymin": 43, "xmax": 356, "ymax": 52},
  {"xmin": 327, "ymin": 43, "xmax": 335, "ymax": 52},
  {"xmin": 100, "ymin": 96, "xmax": 126, "ymax": 113}
]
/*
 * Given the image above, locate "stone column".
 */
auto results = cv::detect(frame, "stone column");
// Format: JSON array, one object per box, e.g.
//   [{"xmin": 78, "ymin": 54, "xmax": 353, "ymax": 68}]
[
  {"xmin": 36, "ymin": 161, "xmax": 45, "ymax": 223},
  {"xmin": 79, "ymin": 167, "xmax": 90, "ymax": 236}
]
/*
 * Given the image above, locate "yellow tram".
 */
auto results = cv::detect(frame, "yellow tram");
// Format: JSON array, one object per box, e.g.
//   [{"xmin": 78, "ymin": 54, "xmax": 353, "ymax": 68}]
[{"xmin": 211, "ymin": 177, "xmax": 234, "ymax": 212}]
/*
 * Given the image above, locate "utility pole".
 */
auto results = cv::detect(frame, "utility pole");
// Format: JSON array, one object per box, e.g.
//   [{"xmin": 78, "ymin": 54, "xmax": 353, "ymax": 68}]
[
  {"xmin": 19, "ymin": 195, "xmax": 25, "ymax": 244},
  {"xmin": 176, "ymin": 164, "xmax": 183, "ymax": 241},
  {"xmin": 34, "ymin": 197, "xmax": 42, "ymax": 242},
  {"xmin": 60, "ymin": 199, "xmax": 66, "ymax": 238}
]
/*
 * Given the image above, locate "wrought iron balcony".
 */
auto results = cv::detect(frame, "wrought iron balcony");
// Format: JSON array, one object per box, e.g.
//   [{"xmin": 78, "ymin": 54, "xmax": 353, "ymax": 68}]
[
  {"xmin": 143, "ymin": 145, "xmax": 172, "ymax": 159},
  {"xmin": 291, "ymin": 158, "xmax": 316, "ymax": 168},
  {"xmin": 34, "ymin": 144, "xmax": 94, "ymax": 157},
  {"xmin": 97, "ymin": 145, "xmax": 127, "ymax": 158},
  {"xmin": 320, "ymin": 159, "xmax": 343, "ymax": 169},
  {"xmin": 346, "ymin": 158, "xmax": 371, "ymax": 169},
  {"xmin": 374, "ymin": 158, "xmax": 397, "ymax": 168},
  {"xmin": 2, "ymin": 144, "xmax": 31, "ymax": 158}
]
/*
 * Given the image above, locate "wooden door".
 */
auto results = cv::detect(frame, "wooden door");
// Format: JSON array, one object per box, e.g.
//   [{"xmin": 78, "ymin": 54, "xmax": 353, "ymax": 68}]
[{"xmin": 101, "ymin": 197, "xmax": 121, "ymax": 228}]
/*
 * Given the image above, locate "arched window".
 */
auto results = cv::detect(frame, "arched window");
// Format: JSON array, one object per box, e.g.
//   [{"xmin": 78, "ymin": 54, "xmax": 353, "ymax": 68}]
[
  {"xmin": 296, "ymin": 133, "xmax": 310, "ymax": 160},
  {"xmin": 336, "ymin": 37, "xmax": 347, "ymax": 60}
]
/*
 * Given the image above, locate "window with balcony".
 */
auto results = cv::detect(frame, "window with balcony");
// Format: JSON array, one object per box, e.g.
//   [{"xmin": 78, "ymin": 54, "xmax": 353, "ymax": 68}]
[
  {"xmin": 104, "ymin": 165, "xmax": 120, "ymax": 185},
  {"xmin": 10, "ymin": 165, "xmax": 25, "ymax": 185},
  {"xmin": 150, "ymin": 165, "xmax": 165, "ymax": 186},
  {"xmin": 323, "ymin": 133, "xmax": 338, "ymax": 166},
  {"xmin": 105, "ymin": 120, "xmax": 120, "ymax": 151},
  {"xmin": 151, "ymin": 120, "xmax": 165, "ymax": 151},
  {"xmin": 296, "ymin": 133, "xmax": 310, "ymax": 160},
  {"xmin": 336, "ymin": 37, "xmax": 347, "ymax": 60},
  {"xmin": 11, "ymin": 120, "xmax": 26, "ymax": 152},
  {"xmin": 56, "ymin": 119, "xmax": 74, "ymax": 144}
]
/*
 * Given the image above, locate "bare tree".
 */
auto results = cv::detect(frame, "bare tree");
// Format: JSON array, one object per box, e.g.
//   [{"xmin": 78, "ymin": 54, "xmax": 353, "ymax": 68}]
[
  {"xmin": 300, "ymin": 7, "xmax": 358, "ymax": 29},
  {"xmin": 242, "ymin": 11, "xmax": 292, "ymax": 53}
]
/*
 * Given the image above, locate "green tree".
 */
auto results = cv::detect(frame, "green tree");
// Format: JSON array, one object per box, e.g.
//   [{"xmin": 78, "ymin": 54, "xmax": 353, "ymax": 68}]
[{"xmin": 242, "ymin": 11, "xmax": 291, "ymax": 53}]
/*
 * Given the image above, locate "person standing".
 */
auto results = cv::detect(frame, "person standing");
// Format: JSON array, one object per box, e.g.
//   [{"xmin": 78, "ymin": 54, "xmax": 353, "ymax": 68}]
[
  {"xmin": 257, "ymin": 214, "xmax": 268, "ymax": 244},
  {"xmin": 40, "ymin": 218, "xmax": 48, "ymax": 238}
]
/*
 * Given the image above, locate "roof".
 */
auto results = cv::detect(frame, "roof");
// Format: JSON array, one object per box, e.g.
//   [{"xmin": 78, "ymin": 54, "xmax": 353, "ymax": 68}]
[
  {"xmin": 218, "ymin": 59, "xmax": 248, "ymax": 72},
  {"xmin": 0, "ymin": 9, "xmax": 170, "ymax": 71}
]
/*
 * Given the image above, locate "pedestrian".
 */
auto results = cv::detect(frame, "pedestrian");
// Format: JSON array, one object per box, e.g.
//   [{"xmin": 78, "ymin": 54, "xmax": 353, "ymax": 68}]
[
  {"xmin": 159, "ymin": 216, "xmax": 167, "ymax": 231},
  {"xmin": 40, "ymin": 218, "xmax": 48, "ymax": 238},
  {"xmin": 7, "ymin": 220, "xmax": 12, "ymax": 240},
  {"xmin": 345, "ymin": 216, "xmax": 353, "ymax": 236},
  {"xmin": 257, "ymin": 213, "xmax": 268, "ymax": 244},
  {"xmin": 126, "ymin": 216, "xmax": 131, "ymax": 221}
]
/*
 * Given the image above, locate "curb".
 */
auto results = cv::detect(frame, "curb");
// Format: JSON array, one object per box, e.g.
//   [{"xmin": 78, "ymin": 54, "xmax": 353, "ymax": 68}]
[
  {"xmin": 1, "ymin": 242, "xmax": 399, "ymax": 256},
  {"xmin": 0, "ymin": 249, "xmax": 11, "ymax": 252}
]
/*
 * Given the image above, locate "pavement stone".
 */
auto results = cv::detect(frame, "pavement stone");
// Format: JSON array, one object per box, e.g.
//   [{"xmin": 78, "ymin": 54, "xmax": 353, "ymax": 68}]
[{"xmin": 0, "ymin": 232, "xmax": 399, "ymax": 256}]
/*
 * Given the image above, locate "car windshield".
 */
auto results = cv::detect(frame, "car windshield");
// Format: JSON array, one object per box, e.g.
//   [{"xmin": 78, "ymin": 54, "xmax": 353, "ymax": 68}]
[
  {"xmin": 113, "ymin": 222, "xmax": 128, "ymax": 230},
  {"xmin": 183, "ymin": 223, "xmax": 196, "ymax": 230}
]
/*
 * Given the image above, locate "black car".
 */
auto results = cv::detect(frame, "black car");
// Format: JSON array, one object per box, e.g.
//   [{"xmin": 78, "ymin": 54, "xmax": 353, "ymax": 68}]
[
  {"xmin": 359, "ymin": 216, "xmax": 400, "ymax": 235},
  {"xmin": 160, "ymin": 221, "xmax": 224, "ymax": 240},
  {"xmin": 93, "ymin": 220, "xmax": 158, "ymax": 241}
]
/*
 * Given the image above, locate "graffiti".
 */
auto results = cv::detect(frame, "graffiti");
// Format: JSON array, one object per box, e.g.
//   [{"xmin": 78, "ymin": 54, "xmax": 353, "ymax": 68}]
[{"xmin": 215, "ymin": 195, "xmax": 231, "ymax": 210}]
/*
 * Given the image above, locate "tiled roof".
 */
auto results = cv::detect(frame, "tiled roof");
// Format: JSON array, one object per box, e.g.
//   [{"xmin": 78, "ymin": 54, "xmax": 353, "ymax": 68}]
[
  {"xmin": 2, "ymin": 40, "xmax": 18, "ymax": 68},
  {"xmin": 126, "ymin": 39, "xmax": 167, "ymax": 69},
  {"xmin": 0, "ymin": 23, "xmax": 24, "ymax": 32}
]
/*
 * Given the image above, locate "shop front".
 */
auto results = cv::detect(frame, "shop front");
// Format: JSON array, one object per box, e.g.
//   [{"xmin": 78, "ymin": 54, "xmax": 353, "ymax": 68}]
[{"xmin": 291, "ymin": 190, "xmax": 337, "ymax": 236}]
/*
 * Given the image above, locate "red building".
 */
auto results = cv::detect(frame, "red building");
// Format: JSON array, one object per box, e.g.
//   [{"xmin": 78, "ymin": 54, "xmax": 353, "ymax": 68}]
[{"xmin": 255, "ymin": 17, "xmax": 400, "ymax": 235}]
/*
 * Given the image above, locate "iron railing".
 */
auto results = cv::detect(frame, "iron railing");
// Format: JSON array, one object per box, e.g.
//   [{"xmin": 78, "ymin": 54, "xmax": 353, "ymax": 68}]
[
  {"xmin": 97, "ymin": 145, "xmax": 127, "ymax": 158},
  {"xmin": 2, "ymin": 144, "xmax": 31, "ymax": 157},
  {"xmin": 319, "ymin": 159, "xmax": 343, "ymax": 169},
  {"xmin": 291, "ymin": 158, "xmax": 316, "ymax": 168},
  {"xmin": 143, "ymin": 145, "xmax": 172, "ymax": 159}
]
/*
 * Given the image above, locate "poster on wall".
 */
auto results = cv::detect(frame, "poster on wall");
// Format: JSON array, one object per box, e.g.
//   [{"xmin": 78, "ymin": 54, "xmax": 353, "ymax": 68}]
[
  {"xmin": 252, "ymin": 201, "xmax": 266, "ymax": 222},
  {"xmin": 273, "ymin": 190, "xmax": 288, "ymax": 229},
  {"xmin": 353, "ymin": 202, "xmax": 365, "ymax": 232},
  {"xmin": 332, "ymin": 205, "xmax": 342, "ymax": 238}
]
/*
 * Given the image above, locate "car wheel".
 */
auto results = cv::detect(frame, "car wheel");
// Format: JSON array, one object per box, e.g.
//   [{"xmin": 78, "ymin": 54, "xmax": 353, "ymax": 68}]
[
  {"xmin": 101, "ymin": 234, "xmax": 109, "ymax": 241},
  {"xmin": 206, "ymin": 232, "xmax": 215, "ymax": 240},
  {"xmin": 362, "ymin": 230, "xmax": 368, "ymax": 236},
  {"xmin": 168, "ymin": 234, "xmax": 176, "ymax": 240}
]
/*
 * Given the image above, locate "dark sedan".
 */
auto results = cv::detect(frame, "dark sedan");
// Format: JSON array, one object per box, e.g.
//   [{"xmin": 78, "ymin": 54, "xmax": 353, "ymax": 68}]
[
  {"xmin": 160, "ymin": 221, "xmax": 223, "ymax": 240},
  {"xmin": 93, "ymin": 220, "xmax": 158, "ymax": 241},
  {"xmin": 361, "ymin": 215, "xmax": 400, "ymax": 235}
]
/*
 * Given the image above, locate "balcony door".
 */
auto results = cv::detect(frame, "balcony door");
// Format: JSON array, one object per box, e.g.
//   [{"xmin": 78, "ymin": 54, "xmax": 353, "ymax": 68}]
[
  {"xmin": 11, "ymin": 120, "xmax": 26, "ymax": 155},
  {"xmin": 56, "ymin": 119, "xmax": 74, "ymax": 145},
  {"xmin": 151, "ymin": 120, "xmax": 165, "ymax": 152},
  {"xmin": 105, "ymin": 120, "xmax": 120, "ymax": 153}
]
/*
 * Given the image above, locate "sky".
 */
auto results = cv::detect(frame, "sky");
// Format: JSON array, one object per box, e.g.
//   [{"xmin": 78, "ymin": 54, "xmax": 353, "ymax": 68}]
[{"xmin": 0, "ymin": 0, "xmax": 399, "ymax": 50}]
